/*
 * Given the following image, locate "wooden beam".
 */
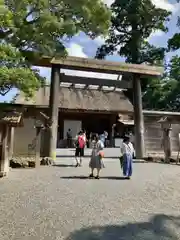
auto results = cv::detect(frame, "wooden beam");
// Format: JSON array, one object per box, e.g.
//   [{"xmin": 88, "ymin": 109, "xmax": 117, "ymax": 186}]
[
  {"xmin": 52, "ymin": 57, "xmax": 163, "ymax": 77},
  {"xmin": 143, "ymin": 110, "xmax": 180, "ymax": 117},
  {"xmin": 24, "ymin": 51, "xmax": 163, "ymax": 77},
  {"xmin": 60, "ymin": 74, "xmax": 132, "ymax": 89}
]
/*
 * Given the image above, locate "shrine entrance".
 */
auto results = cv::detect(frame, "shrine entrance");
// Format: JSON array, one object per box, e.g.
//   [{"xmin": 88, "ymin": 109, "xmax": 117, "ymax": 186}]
[{"xmin": 29, "ymin": 55, "xmax": 163, "ymax": 159}]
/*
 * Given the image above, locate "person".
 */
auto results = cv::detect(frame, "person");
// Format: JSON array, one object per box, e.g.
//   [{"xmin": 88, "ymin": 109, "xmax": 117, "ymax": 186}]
[
  {"xmin": 89, "ymin": 135, "xmax": 104, "ymax": 179},
  {"xmin": 66, "ymin": 128, "xmax": 72, "ymax": 148},
  {"xmin": 82, "ymin": 130, "xmax": 87, "ymax": 156},
  {"xmin": 104, "ymin": 131, "xmax": 108, "ymax": 147},
  {"xmin": 74, "ymin": 131, "xmax": 86, "ymax": 167},
  {"xmin": 100, "ymin": 132, "xmax": 105, "ymax": 147},
  {"xmin": 121, "ymin": 135, "xmax": 134, "ymax": 179}
]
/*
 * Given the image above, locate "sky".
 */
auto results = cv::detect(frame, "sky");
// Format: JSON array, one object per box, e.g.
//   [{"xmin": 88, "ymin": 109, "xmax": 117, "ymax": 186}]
[{"xmin": 1, "ymin": 0, "xmax": 180, "ymax": 102}]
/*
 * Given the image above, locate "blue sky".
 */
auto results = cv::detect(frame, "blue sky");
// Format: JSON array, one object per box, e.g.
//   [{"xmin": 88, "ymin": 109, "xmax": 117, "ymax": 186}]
[{"xmin": 1, "ymin": 0, "xmax": 180, "ymax": 102}]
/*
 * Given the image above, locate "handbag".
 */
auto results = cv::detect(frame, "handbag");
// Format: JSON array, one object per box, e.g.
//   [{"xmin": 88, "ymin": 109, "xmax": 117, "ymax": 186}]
[{"xmin": 99, "ymin": 151, "xmax": 104, "ymax": 158}]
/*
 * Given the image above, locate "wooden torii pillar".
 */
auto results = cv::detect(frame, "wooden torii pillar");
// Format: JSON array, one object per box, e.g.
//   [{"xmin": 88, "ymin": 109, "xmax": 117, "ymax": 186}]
[
  {"xmin": 133, "ymin": 74, "xmax": 145, "ymax": 158},
  {"xmin": 48, "ymin": 64, "xmax": 60, "ymax": 161}
]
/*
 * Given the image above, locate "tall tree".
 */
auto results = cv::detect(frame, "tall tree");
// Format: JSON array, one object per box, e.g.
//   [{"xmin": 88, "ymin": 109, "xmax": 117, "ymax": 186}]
[
  {"xmin": 168, "ymin": 0, "xmax": 180, "ymax": 52},
  {"xmin": 96, "ymin": 0, "xmax": 170, "ymax": 64},
  {"xmin": 95, "ymin": 0, "xmax": 170, "ymax": 107},
  {"xmin": 160, "ymin": 56, "xmax": 180, "ymax": 111},
  {"xmin": 166, "ymin": 0, "xmax": 180, "ymax": 111},
  {"xmin": 0, "ymin": 0, "xmax": 111, "ymax": 97}
]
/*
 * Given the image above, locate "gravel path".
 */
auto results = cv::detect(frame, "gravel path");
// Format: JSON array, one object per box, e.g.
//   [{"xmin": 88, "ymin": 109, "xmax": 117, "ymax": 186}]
[{"xmin": 1, "ymin": 159, "xmax": 180, "ymax": 240}]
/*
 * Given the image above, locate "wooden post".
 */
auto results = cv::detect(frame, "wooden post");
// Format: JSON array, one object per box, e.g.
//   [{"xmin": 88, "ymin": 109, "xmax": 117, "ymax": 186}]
[
  {"xmin": 162, "ymin": 122, "xmax": 172, "ymax": 163},
  {"xmin": 0, "ymin": 125, "xmax": 9, "ymax": 177},
  {"xmin": 35, "ymin": 127, "xmax": 41, "ymax": 167},
  {"xmin": 48, "ymin": 64, "xmax": 60, "ymax": 161},
  {"xmin": 8, "ymin": 127, "xmax": 14, "ymax": 160},
  {"xmin": 133, "ymin": 74, "xmax": 145, "ymax": 158}
]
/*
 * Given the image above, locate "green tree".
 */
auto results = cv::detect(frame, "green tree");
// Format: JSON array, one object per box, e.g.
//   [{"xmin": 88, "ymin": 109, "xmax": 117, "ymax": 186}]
[
  {"xmin": 161, "ymin": 56, "xmax": 180, "ymax": 111},
  {"xmin": 96, "ymin": 0, "xmax": 170, "ymax": 63},
  {"xmin": 1, "ymin": 0, "xmax": 110, "ymax": 55},
  {"xmin": 168, "ymin": 0, "xmax": 180, "ymax": 52},
  {"xmin": 0, "ymin": 0, "xmax": 111, "ymax": 97},
  {"xmin": 95, "ymin": 0, "xmax": 171, "ymax": 108},
  {"xmin": 0, "ymin": 43, "xmax": 44, "ymax": 97},
  {"xmin": 166, "ymin": 1, "xmax": 180, "ymax": 111}
]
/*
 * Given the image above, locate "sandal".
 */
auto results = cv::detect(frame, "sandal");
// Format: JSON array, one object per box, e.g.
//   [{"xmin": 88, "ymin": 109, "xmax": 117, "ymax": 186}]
[{"xmin": 95, "ymin": 176, "xmax": 100, "ymax": 179}]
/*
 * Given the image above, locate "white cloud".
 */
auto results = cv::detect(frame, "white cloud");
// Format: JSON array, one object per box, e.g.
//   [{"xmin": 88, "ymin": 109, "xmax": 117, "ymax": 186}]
[
  {"xmin": 151, "ymin": 30, "xmax": 164, "ymax": 37},
  {"xmin": 94, "ymin": 36, "xmax": 105, "ymax": 45},
  {"xmin": 151, "ymin": 0, "xmax": 177, "ymax": 12},
  {"xmin": 146, "ymin": 29, "xmax": 165, "ymax": 42},
  {"xmin": 67, "ymin": 43, "xmax": 87, "ymax": 58},
  {"xmin": 62, "ymin": 42, "xmax": 119, "ymax": 80},
  {"xmin": 103, "ymin": 0, "xmax": 114, "ymax": 7}
]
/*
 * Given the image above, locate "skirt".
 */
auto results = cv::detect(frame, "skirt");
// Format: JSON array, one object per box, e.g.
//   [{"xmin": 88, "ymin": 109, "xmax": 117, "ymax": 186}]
[{"xmin": 89, "ymin": 150, "xmax": 103, "ymax": 169}]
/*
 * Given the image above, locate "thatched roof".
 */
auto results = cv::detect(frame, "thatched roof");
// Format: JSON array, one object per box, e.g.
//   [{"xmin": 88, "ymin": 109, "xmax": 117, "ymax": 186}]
[{"xmin": 14, "ymin": 86, "xmax": 133, "ymax": 113}]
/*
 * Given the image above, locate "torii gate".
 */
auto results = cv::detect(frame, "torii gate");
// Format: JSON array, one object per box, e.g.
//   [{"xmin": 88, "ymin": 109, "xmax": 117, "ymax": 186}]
[{"xmin": 33, "ymin": 56, "xmax": 163, "ymax": 160}]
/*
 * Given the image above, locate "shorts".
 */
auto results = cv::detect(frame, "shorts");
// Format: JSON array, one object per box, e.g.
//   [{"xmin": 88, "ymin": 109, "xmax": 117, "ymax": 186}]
[{"xmin": 75, "ymin": 148, "xmax": 84, "ymax": 157}]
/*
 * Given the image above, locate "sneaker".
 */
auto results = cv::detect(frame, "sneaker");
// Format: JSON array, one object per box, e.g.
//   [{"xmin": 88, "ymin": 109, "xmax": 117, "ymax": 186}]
[{"xmin": 89, "ymin": 174, "xmax": 94, "ymax": 178}]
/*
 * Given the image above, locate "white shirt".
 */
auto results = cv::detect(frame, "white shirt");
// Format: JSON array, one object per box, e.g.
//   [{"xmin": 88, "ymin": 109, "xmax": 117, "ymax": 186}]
[{"xmin": 121, "ymin": 142, "xmax": 134, "ymax": 156}]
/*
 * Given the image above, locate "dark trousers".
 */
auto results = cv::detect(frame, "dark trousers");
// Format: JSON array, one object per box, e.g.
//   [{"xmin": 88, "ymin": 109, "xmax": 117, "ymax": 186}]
[{"xmin": 67, "ymin": 138, "xmax": 72, "ymax": 148}]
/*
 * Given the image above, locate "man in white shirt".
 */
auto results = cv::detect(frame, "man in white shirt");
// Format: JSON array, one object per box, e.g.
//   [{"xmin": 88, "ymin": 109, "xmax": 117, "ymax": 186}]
[{"xmin": 121, "ymin": 135, "xmax": 134, "ymax": 179}]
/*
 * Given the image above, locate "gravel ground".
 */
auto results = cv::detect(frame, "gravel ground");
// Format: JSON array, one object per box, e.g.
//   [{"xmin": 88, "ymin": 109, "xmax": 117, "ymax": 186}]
[{"xmin": 1, "ymin": 158, "xmax": 180, "ymax": 240}]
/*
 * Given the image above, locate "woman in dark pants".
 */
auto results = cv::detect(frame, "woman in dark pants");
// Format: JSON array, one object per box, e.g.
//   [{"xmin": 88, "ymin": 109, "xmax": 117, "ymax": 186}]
[{"xmin": 75, "ymin": 131, "xmax": 85, "ymax": 167}]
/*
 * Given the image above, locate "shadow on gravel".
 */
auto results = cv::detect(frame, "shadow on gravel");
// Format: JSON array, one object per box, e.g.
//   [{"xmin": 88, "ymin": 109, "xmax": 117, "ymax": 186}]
[
  {"xmin": 54, "ymin": 164, "xmax": 75, "ymax": 168},
  {"xmin": 61, "ymin": 176, "xmax": 88, "ymax": 179},
  {"xmin": 56, "ymin": 155, "xmax": 92, "ymax": 158},
  {"xmin": 65, "ymin": 214, "xmax": 180, "ymax": 240},
  {"xmin": 61, "ymin": 176, "xmax": 129, "ymax": 180}
]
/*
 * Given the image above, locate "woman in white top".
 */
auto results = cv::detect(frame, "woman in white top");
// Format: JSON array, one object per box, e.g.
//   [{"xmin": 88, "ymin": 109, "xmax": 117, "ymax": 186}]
[{"xmin": 121, "ymin": 135, "xmax": 134, "ymax": 179}]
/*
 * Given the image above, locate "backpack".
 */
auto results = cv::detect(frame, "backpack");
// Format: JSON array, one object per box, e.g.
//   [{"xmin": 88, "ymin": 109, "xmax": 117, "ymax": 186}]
[{"xmin": 78, "ymin": 135, "xmax": 85, "ymax": 149}]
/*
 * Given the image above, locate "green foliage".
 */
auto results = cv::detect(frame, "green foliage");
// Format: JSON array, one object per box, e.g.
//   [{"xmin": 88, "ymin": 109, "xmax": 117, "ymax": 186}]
[
  {"xmin": 168, "ymin": 0, "xmax": 180, "ymax": 52},
  {"xmin": 1, "ymin": 0, "xmax": 111, "ymax": 56},
  {"xmin": 0, "ymin": 43, "xmax": 44, "ymax": 97},
  {"xmin": 0, "ymin": 0, "xmax": 111, "ymax": 97},
  {"xmin": 162, "ymin": 56, "xmax": 180, "ymax": 111},
  {"xmin": 95, "ymin": 0, "xmax": 174, "ymax": 110},
  {"xmin": 96, "ymin": 0, "xmax": 170, "ymax": 64},
  {"xmin": 168, "ymin": 33, "xmax": 180, "ymax": 51},
  {"xmin": 143, "ymin": 56, "xmax": 180, "ymax": 111},
  {"xmin": 165, "ymin": 0, "xmax": 180, "ymax": 110}
]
